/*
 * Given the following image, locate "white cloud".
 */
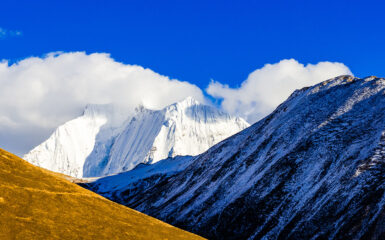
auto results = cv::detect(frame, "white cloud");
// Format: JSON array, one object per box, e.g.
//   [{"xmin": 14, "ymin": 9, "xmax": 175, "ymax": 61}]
[
  {"xmin": 0, "ymin": 52, "xmax": 204, "ymax": 155},
  {"xmin": 207, "ymin": 59, "xmax": 352, "ymax": 123},
  {"xmin": 1, "ymin": 54, "xmax": 352, "ymax": 156},
  {"xmin": 0, "ymin": 27, "xmax": 22, "ymax": 39}
]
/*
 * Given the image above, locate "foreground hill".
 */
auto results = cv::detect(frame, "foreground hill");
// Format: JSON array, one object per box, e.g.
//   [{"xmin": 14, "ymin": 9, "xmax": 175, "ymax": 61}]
[
  {"xmin": 87, "ymin": 75, "xmax": 385, "ymax": 239},
  {"xmin": 0, "ymin": 148, "xmax": 204, "ymax": 240},
  {"xmin": 24, "ymin": 97, "xmax": 248, "ymax": 178}
]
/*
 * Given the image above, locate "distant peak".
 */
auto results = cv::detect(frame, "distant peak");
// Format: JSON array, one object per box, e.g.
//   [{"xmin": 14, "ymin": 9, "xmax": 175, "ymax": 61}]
[
  {"xmin": 177, "ymin": 96, "xmax": 200, "ymax": 106},
  {"xmin": 164, "ymin": 97, "xmax": 218, "ymax": 115}
]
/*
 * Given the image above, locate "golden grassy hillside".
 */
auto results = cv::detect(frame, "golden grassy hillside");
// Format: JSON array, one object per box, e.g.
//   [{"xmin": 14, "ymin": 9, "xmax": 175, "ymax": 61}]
[{"xmin": 0, "ymin": 148, "xmax": 204, "ymax": 240}]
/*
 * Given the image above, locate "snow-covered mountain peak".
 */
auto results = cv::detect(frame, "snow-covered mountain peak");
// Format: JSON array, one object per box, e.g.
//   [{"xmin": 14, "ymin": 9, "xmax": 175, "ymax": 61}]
[
  {"xmin": 179, "ymin": 96, "xmax": 200, "ymax": 104},
  {"xmin": 24, "ymin": 98, "xmax": 249, "ymax": 178},
  {"xmin": 174, "ymin": 96, "xmax": 200, "ymax": 107},
  {"xmin": 97, "ymin": 98, "xmax": 250, "ymax": 176},
  {"xmin": 163, "ymin": 97, "xmax": 200, "ymax": 113}
]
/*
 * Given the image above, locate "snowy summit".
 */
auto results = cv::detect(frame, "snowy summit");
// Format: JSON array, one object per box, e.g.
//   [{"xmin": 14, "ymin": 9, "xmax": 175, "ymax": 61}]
[{"xmin": 24, "ymin": 97, "xmax": 249, "ymax": 178}]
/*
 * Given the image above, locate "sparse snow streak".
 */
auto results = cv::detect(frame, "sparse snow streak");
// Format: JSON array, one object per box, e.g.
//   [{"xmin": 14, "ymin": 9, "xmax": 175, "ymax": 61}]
[{"xmin": 24, "ymin": 97, "xmax": 249, "ymax": 178}]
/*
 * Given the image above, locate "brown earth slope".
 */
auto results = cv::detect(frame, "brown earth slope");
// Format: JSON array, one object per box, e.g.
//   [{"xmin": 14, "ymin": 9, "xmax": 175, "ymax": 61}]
[{"xmin": 0, "ymin": 148, "xmax": 204, "ymax": 240}]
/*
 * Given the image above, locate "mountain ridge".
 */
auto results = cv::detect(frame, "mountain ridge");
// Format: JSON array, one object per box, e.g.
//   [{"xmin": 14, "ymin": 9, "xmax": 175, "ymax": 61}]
[{"xmin": 85, "ymin": 75, "xmax": 385, "ymax": 239}]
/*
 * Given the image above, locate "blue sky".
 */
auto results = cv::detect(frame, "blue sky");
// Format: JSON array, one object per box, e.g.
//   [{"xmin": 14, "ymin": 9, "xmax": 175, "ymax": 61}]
[
  {"xmin": 1, "ymin": 0, "xmax": 384, "ymax": 154},
  {"xmin": 1, "ymin": 0, "xmax": 385, "ymax": 89}
]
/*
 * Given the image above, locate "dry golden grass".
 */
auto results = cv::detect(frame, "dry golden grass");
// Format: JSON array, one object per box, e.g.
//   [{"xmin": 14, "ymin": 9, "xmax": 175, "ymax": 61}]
[{"xmin": 0, "ymin": 148, "xmax": 205, "ymax": 240}]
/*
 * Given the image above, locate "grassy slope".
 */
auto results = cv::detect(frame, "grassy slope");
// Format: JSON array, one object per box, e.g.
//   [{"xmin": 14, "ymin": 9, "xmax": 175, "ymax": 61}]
[{"xmin": 0, "ymin": 148, "xmax": 204, "ymax": 240}]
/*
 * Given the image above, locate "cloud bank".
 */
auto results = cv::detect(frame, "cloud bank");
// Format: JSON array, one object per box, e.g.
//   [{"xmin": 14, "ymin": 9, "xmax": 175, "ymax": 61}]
[
  {"xmin": 0, "ymin": 53, "xmax": 352, "ymax": 155},
  {"xmin": 207, "ymin": 59, "xmax": 352, "ymax": 123},
  {"xmin": 0, "ymin": 52, "xmax": 204, "ymax": 155}
]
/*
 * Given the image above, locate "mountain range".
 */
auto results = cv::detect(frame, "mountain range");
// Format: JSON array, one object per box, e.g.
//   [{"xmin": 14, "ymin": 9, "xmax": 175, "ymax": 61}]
[
  {"xmin": 84, "ymin": 75, "xmax": 385, "ymax": 239},
  {"xmin": 24, "ymin": 97, "xmax": 249, "ymax": 178}
]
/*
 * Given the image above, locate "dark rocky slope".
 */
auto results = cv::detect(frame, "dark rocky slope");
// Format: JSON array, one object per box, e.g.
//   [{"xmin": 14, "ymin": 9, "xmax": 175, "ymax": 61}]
[{"xmin": 86, "ymin": 75, "xmax": 385, "ymax": 239}]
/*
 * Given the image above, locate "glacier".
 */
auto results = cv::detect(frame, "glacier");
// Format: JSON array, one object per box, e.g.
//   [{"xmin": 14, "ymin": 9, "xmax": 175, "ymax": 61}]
[{"xmin": 24, "ymin": 97, "xmax": 249, "ymax": 178}]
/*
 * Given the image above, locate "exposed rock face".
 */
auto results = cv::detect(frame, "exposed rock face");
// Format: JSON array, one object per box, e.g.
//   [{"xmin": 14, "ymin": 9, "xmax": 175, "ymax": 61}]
[{"xmin": 87, "ymin": 76, "xmax": 385, "ymax": 239}]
